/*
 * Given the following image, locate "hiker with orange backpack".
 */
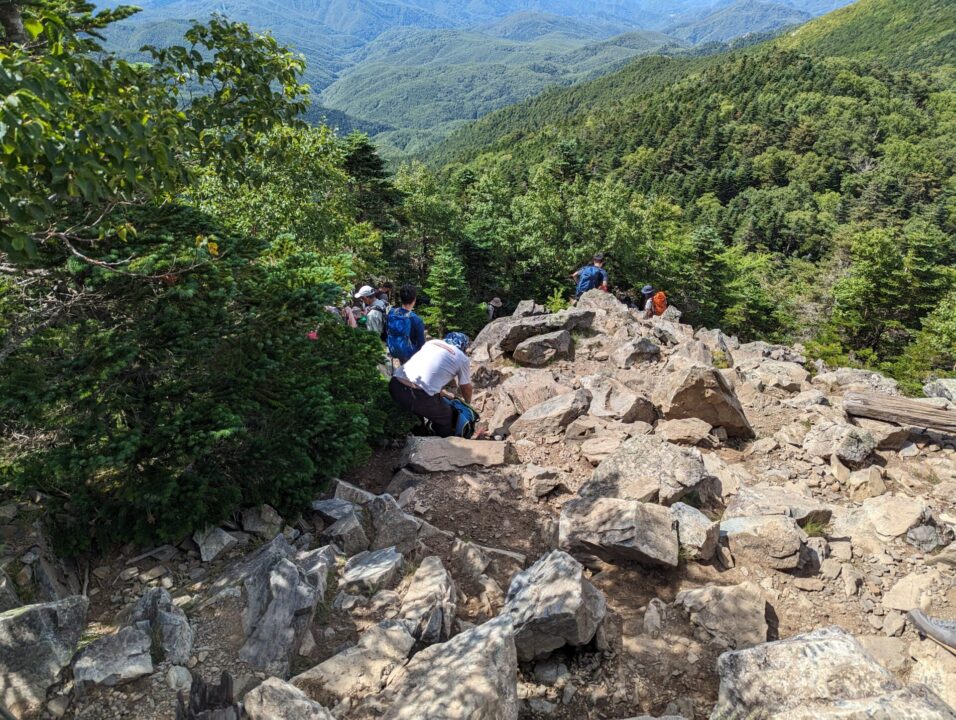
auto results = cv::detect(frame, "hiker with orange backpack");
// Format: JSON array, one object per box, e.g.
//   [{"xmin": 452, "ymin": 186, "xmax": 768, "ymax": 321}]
[{"xmin": 641, "ymin": 284, "xmax": 668, "ymax": 319}]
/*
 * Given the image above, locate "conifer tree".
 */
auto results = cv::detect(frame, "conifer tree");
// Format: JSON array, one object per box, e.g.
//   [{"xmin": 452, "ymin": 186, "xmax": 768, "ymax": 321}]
[{"xmin": 421, "ymin": 243, "xmax": 474, "ymax": 337}]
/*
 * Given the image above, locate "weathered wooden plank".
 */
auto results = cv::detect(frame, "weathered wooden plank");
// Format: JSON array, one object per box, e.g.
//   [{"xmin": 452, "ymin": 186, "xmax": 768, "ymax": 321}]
[{"xmin": 844, "ymin": 392, "xmax": 956, "ymax": 434}]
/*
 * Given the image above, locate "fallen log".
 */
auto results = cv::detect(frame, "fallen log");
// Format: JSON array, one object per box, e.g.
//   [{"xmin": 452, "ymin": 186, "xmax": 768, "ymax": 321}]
[{"xmin": 844, "ymin": 392, "xmax": 956, "ymax": 435}]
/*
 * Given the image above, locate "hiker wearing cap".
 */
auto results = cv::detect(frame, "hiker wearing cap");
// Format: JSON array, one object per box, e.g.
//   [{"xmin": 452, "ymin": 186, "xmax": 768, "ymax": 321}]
[
  {"xmin": 486, "ymin": 297, "xmax": 503, "ymax": 322},
  {"xmin": 572, "ymin": 253, "xmax": 609, "ymax": 300},
  {"xmin": 641, "ymin": 284, "xmax": 668, "ymax": 319},
  {"xmin": 355, "ymin": 285, "xmax": 389, "ymax": 338},
  {"xmin": 389, "ymin": 333, "xmax": 473, "ymax": 438}
]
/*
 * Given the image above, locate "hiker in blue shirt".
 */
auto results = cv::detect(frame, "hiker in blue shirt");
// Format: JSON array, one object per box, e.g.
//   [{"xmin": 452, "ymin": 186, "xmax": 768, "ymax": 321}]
[
  {"xmin": 572, "ymin": 252, "xmax": 609, "ymax": 300},
  {"xmin": 386, "ymin": 284, "xmax": 426, "ymax": 365}
]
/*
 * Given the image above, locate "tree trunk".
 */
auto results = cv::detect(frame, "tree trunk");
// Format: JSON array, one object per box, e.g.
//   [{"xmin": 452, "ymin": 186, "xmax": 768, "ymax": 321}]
[
  {"xmin": 843, "ymin": 392, "xmax": 956, "ymax": 434},
  {"xmin": 0, "ymin": 1, "xmax": 26, "ymax": 45}
]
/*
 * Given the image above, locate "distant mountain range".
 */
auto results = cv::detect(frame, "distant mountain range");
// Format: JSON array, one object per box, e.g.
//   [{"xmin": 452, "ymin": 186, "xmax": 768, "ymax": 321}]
[{"xmin": 102, "ymin": 0, "xmax": 856, "ymax": 156}]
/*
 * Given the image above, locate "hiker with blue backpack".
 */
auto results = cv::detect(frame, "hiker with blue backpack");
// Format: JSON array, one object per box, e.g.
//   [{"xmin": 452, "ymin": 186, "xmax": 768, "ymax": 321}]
[
  {"xmin": 571, "ymin": 252, "xmax": 609, "ymax": 300},
  {"xmin": 386, "ymin": 284, "xmax": 427, "ymax": 365},
  {"xmin": 389, "ymin": 332, "xmax": 480, "ymax": 438}
]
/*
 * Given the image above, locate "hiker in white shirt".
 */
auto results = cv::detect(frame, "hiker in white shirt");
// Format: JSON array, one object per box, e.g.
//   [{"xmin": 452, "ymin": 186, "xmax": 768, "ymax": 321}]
[{"xmin": 389, "ymin": 333, "xmax": 473, "ymax": 437}]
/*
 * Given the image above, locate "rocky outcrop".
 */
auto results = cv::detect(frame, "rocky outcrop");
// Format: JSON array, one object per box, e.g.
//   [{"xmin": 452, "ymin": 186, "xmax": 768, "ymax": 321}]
[
  {"xmin": 369, "ymin": 615, "xmax": 519, "ymax": 720},
  {"xmin": 559, "ymin": 497, "xmax": 679, "ymax": 567},
  {"xmin": 670, "ymin": 502, "xmax": 719, "ymax": 561},
  {"xmin": 202, "ymin": 536, "xmax": 334, "ymax": 677},
  {"xmin": 579, "ymin": 434, "xmax": 709, "ymax": 505},
  {"xmin": 803, "ymin": 420, "xmax": 877, "ymax": 467},
  {"xmin": 510, "ymin": 389, "xmax": 592, "ymax": 436},
  {"xmin": 503, "ymin": 550, "xmax": 606, "ymax": 661},
  {"xmin": 72, "ymin": 625, "xmax": 153, "ymax": 690},
  {"xmin": 341, "ymin": 547, "xmax": 404, "ymax": 594},
  {"xmin": 513, "ymin": 330, "xmax": 572, "ymax": 366},
  {"xmin": 720, "ymin": 516, "xmax": 806, "ymax": 570},
  {"xmin": 656, "ymin": 366, "xmax": 754, "ymax": 438},
  {"xmin": 292, "ymin": 621, "xmax": 415, "ymax": 706},
  {"xmin": 676, "ymin": 582, "xmax": 768, "ymax": 649},
  {"xmin": 0, "ymin": 596, "xmax": 88, "ymax": 716},
  {"xmin": 471, "ymin": 308, "xmax": 594, "ymax": 361},
  {"xmin": 582, "ymin": 375, "xmax": 656, "ymax": 424},
  {"xmin": 124, "ymin": 587, "xmax": 193, "ymax": 665},
  {"xmin": 400, "ymin": 556, "xmax": 456, "ymax": 644},
  {"xmin": 245, "ymin": 677, "xmax": 335, "ymax": 720},
  {"xmin": 711, "ymin": 627, "xmax": 956, "ymax": 719}
]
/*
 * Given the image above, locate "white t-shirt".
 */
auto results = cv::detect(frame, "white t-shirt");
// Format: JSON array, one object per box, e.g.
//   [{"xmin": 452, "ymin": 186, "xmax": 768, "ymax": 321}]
[{"xmin": 395, "ymin": 340, "xmax": 471, "ymax": 396}]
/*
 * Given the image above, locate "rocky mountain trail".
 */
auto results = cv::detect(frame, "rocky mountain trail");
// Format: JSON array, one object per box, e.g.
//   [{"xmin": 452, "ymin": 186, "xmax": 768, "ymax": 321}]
[{"xmin": 2, "ymin": 288, "xmax": 956, "ymax": 719}]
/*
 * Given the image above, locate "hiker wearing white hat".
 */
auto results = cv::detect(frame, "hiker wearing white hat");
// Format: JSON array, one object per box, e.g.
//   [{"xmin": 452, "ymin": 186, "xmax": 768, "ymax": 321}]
[{"xmin": 355, "ymin": 285, "xmax": 388, "ymax": 338}]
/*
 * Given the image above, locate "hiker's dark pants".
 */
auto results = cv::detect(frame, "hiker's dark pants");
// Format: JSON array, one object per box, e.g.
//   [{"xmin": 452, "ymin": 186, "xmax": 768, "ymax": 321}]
[{"xmin": 389, "ymin": 377, "xmax": 455, "ymax": 437}]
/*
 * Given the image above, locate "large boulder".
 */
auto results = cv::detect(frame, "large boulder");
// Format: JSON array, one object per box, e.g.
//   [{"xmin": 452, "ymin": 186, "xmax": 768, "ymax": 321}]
[
  {"xmin": 670, "ymin": 502, "xmax": 719, "ymax": 561},
  {"xmin": 510, "ymin": 389, "xmax": 592, "ymax": 436},
  {"xmin": 72, "ymin": 625, "xmax": 153, "ymax": 690},
  {"xmin": 656, "ymin": 418, "xmax": 715, "ymax": 447},
  {"xmin": 513, "ymin": 330, "xmax": 572, "ymax": 367},
  {"xmin": 499, "ymin": 309, "xmax": 595, "ymax": 352},
  {"xmin": 372, "ymin": 615, "xmax": 519, "ymax": 720},
  {"xmin": 803, "ymin": 420, "xmax": 876, "ymax": 467},
  {"xmin": 924, "ymin": 378, "xmax": 956, "ymax": 403},
  {"xmin": 245, "ymin": 677, "xmax": 335, "ymax": 720},
  {"xmin": 577, "ymin": 289, "xmax": 629, "ymax": 314},
  {"xmin": 720, "ymin": 516, "xmax": 806, "ymax": 570},
  {"xmin": 724, "ymin": 484, "xmax": 833, "ymax": 528},
  {"xmin": 193, "ymin": 526, "xmax": 238, "ymax": 563},
  {"xmin": 582, "ymin": 375, "xmax": 657, "ymax": 424},
  {"xmin": 472, "ymin": 308, "xmax": 594, "ymax": 361},
  {"xmin": 0, "ymin": 596, "xmax": 88, "ymax": 716},
  {"xmin": 812, "ymin": 368, "xmax": 900, "ymax": 395},
  {"xmin": 711, "ymin": 627, "xmax": 956, "ymax": 719},
  {"xmin": 368, "ymin": 494, "xmax": 421, "ymax": 554},
  {"xmin": 341, "ymin": 547, "xmax": 404, "ymax": 594},
  {"xmin": 402, "ymin": 437, "xmax": 515, "ymax": 473},
  {"xmin": 123, "ymin": 587, "xmax": 193, "ymax": 665},
  {"xmin": 579, "ymin": 434, "xmax": 709, "ymax": 506},
  {"xmin": 737, "ymin": 359, "xmax": 809, "ymax": 393},
  {"xmin": 400, "ymin": 556, "xmax": 456, "ymax": 645},
  {"xmin": 675, "ymin": 582, "xmax": 768, "ymax": 649},
  {"xmin": 656, "ymin": 366, "xmax": 754, "ymax": 438},
  {"xmin": 831, "ymin": 494, "xmax": 927, "ymax": 554},
  {"xmin": 500, "ymin": 369, "xmax": 573, "ymax": 414},
  {"xmin": 611, "ymin": 338, "xmax": 662, "ymax": 369},
  {"xmin": 503, "ymin": 550, "xmax": 606, "ymax": 661},
  {"xmin": 201, "ymin": 536, "xmax": 334, "ymax": 677},
  {"xmin": 292, "ymin": 621, "xmax": 415, "ymax": 706},
  {"xmin": 559, "ymin": 497, "xmax": 679, "ymax": 567}
]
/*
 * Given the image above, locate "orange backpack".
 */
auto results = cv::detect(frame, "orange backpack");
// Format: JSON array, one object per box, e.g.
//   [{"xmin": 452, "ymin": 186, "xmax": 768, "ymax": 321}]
[{"xmin": 652, "ymin": 291, "xmax": 668, "ymax": 316}]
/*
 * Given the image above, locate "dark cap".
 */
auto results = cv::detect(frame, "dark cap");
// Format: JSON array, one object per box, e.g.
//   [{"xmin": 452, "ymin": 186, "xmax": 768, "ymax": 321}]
[{"xmin": 593, "ymin": 252, "xmax": 605, "ymax": 262}]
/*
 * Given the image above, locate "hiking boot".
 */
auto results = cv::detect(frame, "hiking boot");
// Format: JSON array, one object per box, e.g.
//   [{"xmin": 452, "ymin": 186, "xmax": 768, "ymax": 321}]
[{"xmin": 908, "ymin": 609, "xmax": 956, "ymax": 653}]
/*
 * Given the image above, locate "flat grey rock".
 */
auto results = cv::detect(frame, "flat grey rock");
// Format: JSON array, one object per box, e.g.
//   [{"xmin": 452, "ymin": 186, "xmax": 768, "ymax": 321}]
[
  {"xmin": 341, "ymin": 547, "xmax": 404, "ymax": 595},
  {"xmin": 73, "ymin": 625, "xmax": 153, "ymax": 689},
  {"xmin": 0, "ymin": 596, "xmax": 88, "ymax": 717},
  {"xmin": 560, "ymin": 497, "xmax": 679, "ymax": 567}
]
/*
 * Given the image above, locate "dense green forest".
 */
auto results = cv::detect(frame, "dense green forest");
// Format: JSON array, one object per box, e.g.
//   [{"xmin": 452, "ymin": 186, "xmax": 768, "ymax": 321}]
[
  {"xmin": 426, "ymin": 0, "xmax": 956, "ymax": 384},
  {"xmin": 1, "ymin": 0, "xmax": 955, "ymax": 554}
]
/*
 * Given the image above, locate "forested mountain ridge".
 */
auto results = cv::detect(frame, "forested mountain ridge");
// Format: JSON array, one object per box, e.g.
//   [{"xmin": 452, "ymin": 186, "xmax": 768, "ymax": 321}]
[
  {"xmin": 666, "ymin": 0, "xmax": 812, "ymax": 45},
  {"xmin": 418, "ymin": 0, "xmax": 955, "ymax": 394},
  {"xmin": 101, "ymin": 0, "xmax": 852, "ymax": 158}
]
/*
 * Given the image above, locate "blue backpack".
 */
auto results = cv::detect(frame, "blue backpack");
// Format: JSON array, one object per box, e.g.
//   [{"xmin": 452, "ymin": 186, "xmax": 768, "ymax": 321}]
[
  {"xmin": 440, "ymin": 397, "xmax": 480, "ymax": 439},
  {"xmin": 387, "ymin": 308, "xmax": 415, "ymax": 363},
  {"xmin": 575, "ymin": 265, "xmax": 605, "ymax": 297}
]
